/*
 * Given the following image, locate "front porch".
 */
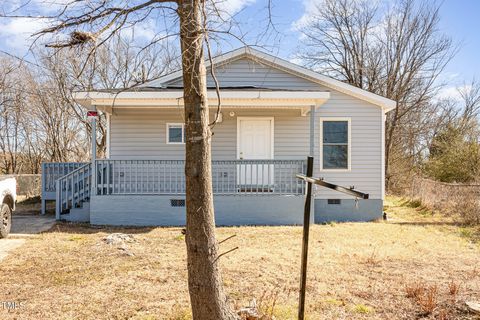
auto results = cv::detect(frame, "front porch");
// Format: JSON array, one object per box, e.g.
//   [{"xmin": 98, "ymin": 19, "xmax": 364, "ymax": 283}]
[
  {"xmin": 44, "ymin": 85, "xmax": 329, "ymax": 225},
  {"xmin": 42, "ymin": 159, "xmax": 307, "ymax": 225}
]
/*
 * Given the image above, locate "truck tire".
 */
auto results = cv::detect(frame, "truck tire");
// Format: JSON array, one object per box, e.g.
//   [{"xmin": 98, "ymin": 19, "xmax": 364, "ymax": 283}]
[{"xmin": 0, "ymin": 203, "xmax": 11, "ymax": 238}]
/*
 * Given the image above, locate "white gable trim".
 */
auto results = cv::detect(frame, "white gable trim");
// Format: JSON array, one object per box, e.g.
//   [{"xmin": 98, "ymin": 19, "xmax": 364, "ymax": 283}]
[
  {"xmin": 73, "ymin": 90, "xmax": 330, "ymax": 116},
  {"xmin": 74, "ymin": 90, "xmax": 330, "ymax": 101},
  {"xmin": 145, "ymin": 47, "xmax": 396, "ymax": 112}
]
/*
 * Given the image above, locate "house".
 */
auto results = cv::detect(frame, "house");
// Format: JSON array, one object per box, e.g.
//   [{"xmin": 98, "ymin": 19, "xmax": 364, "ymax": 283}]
[{"xmin": 41, "ymin": 47, "xmax": 396, "ymax": 226}]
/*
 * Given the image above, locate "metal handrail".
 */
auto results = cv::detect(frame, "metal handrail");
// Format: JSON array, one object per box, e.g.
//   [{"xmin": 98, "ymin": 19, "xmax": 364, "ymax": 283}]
[{"xmin": 55, "ymin": 163, "xmax": 92, "ymax": 219}]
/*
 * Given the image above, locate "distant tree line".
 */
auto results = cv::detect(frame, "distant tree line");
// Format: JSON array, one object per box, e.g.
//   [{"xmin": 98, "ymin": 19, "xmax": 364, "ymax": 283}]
[{"xmin": 0, "ymin": 36, "xmax": 178, "ymax": 174}]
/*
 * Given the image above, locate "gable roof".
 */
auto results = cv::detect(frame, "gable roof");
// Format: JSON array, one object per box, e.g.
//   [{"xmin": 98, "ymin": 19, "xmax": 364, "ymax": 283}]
[{"xmin": 144, "ymin": 47, "xmax": 396, "ymax": 112}]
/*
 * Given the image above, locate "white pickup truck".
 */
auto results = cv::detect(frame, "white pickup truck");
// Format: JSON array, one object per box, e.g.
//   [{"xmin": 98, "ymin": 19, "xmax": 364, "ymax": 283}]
[{"xmin": 0, "ymin": 176, "xmax": 16, "ymax": 238}]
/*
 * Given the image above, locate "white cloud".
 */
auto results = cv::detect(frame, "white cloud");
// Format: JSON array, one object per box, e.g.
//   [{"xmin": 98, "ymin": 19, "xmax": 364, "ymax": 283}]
[
  {"xmin": 292, "ymin": 0, "xmax": 388, "ymax": 31},
  {"xmin": 213, "ymin": 0, "xmax": 257, "ymax": 16},
  {"xmin": 134, "ymin": 20, "xmax": 157, "ymax": 40},
  {"xmin": 288, "ymin": 57, "xmax": 304, "ymax": 65},
  {"xmin": 119, "ymin": 19, "xmax": 158, "ymax": 42},
  {"xmin": 292, "ymin": 0, "xmax": 324, "ymax": 30},
  {"xmin": 0, "ymin": 17, "xmax": 48, "ymax": 51},
  {"xmin": 434, "ymin": 72, "xmax": 466, "ymax": 102},
  {"xmin": 436, "ymin": 84, "xmax": 471, "ymax": 102},
  {"xmin": 31, "ymin": 0, "xmax": 79, "ymax": 13}
]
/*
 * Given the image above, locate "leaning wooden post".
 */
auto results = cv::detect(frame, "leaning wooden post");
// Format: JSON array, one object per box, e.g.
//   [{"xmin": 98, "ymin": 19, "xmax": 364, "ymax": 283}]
[{"xmin": 298, "ymin": 156, "xmax": 314, "ymax": 320}]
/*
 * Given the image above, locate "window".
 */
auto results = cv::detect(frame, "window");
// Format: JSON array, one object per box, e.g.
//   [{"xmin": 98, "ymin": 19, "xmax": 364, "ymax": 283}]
[
  {"xmin": 321, "ymin": 119, "xmax": 350, "ymax": 170},
  {"xmin": 167, "ymin": 123, "xmax": 185, "ymax": 144}
]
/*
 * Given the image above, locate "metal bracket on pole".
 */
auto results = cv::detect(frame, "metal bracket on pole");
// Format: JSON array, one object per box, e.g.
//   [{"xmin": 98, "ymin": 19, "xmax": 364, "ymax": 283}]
[{"xmin": 296, "ymin": 175, "xmax": 369, "ymax": 199}]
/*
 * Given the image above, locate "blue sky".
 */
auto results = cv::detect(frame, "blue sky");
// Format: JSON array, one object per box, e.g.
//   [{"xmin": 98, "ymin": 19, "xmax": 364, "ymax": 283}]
[
  {"xmin": 229, "ymin": 0, "xmax": 480, "ymax": 97},
  {"xmin": 435, "ymin": 0, "xmax": 480, "ymax": 85},
  {"xmin": 238, "ymin": 0, "xmax": 480, "ymax": 84},
  {"xmin": 1, "ymin": 0, "xmax": 479, "ymax": 93}
]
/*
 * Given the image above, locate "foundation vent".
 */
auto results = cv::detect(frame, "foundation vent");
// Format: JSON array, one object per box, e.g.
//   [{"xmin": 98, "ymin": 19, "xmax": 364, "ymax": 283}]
[
  {"xmin": 170, "ymin": 199, "xmax": 186, "ymax": 207},
  {"xmin": 327, "ymin": 199, "xmax": 341, "ymax": 205}
]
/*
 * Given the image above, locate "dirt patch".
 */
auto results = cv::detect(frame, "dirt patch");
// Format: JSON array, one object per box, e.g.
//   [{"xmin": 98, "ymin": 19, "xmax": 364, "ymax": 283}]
[
  {"xmin": 0, "ymin": 196, "xmax": 478, "ymax": 319},
  {"xmin": 14, "ymin": 196, "xmax": 55, "ymax": 215}
]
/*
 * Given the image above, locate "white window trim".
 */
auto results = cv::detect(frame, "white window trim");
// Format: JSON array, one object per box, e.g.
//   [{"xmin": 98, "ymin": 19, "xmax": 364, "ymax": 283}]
[
  {"xmin": 166, "ymin": 123, "xmax": 185, "ymax": 144},
  {"xmin": 319, "ymin": 117, "xmax": 351, "ymax": 172},
  {"xmin": 236, "ymin": 117, "xmax": 274, "ymax": 160}
]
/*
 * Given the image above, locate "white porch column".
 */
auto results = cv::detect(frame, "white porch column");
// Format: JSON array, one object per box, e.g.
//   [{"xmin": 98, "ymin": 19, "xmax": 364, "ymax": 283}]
[
  {"xmin": 309, "ymin": 105, "xmax": 315, "ymax": 156},
  {"xmin": 91, "ymin": 106, "xmax": 97, "ymax": 196},
  {"xmin": 309, "ymin": 104, "xmax": 316, "ymax": 223},
  {"xmin": 91, "ymin": 109, "xmax": 97, "ymax": 162}
]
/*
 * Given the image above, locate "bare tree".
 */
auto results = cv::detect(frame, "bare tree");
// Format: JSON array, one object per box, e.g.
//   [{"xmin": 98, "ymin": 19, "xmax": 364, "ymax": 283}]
[
  {"xmin": 298, "ymin": 0, "xmax": 456, "ymax": 189},
  {"xmin": 0, "ymin": 54, "xmax": 87, "ymax": 173},
  {"xmin": 39, "ymin": 35, "xmax": 178, "ymax": 158},
  {"xmin": 0, "ymin": 32, "xmax": 177, "ymax": 174},
  {"xmin": 458, "ymin": 79, "xmax": 480, "ymax": 127},
  {"xmin": 0, "ymin": 57, "xmax": 30, "ymax": 173}
]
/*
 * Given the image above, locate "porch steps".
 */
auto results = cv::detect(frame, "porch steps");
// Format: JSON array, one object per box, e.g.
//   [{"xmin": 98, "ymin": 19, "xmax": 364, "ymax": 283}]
[
  {"xmin": 61, "ymin": 202, "xmax": 90, "ymax": 223},
  {"xmin": 55, "ymin": 162, "xmax": 92, "ymax": 222}
]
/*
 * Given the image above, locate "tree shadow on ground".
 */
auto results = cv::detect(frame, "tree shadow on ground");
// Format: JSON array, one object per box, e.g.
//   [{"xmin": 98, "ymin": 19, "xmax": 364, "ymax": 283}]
[
  {"xmin": 389, "ymin": 221, "xmax": 459, "ymax": 227},
  {"xmin": 42, "ymin": 221, "xmax": 167, "ymax": 235}
]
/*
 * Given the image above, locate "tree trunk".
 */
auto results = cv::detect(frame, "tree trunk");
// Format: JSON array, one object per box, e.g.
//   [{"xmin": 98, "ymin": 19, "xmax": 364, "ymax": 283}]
[{"xmin": 178, "ymin": 1, "xmax": 238, "ymax": 319}]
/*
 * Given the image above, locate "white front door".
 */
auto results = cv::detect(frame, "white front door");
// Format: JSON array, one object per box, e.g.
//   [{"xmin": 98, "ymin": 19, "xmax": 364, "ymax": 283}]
[{"xmin": 237, "ymin": 118, "xmax": 274, "ymax": 187}]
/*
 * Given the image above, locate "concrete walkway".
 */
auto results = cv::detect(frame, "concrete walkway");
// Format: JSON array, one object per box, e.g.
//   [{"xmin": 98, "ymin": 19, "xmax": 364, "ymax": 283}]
[
  {"xmin": 0, "ymin": 215, "xmax": 56, "ymax": 262},
  {"xmin": 10, "ymin": 215, "xmax": 56, "ymax": 235}
]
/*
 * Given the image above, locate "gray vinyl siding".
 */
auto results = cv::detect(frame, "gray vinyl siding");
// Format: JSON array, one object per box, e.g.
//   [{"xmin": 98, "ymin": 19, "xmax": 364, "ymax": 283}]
[
  {"xmin": 109, "ymin": 108, "xmax": 310, "ymax": 161},
  {"xmin": 167, "ymin": 57, "xmax": 322, "ymax": 90},
  {"xmin": 109, "ymin": 56, "xmax": 384, "ymax": 200},
  {"xmin": 315, "ymin": 90, "xmax": 383, "ymax": 200}
]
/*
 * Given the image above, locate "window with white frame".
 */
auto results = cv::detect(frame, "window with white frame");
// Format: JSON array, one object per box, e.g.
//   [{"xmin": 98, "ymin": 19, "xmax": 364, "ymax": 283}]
[
  {"xmin": 166, "ymin": 123, "xmax": 185, "ymax": 144},
  {"xmin": 321, "ymin": 119, "xmax": 350, "ymax": 170}
]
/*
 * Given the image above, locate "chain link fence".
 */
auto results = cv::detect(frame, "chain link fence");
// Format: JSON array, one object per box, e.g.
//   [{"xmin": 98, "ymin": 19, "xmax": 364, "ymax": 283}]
[{"xmin": 409, "ymin": 176, "xmax": 480, "ymax": 225}]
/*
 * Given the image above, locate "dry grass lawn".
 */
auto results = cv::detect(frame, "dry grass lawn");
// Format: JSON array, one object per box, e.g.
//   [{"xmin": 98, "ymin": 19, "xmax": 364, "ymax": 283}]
[{"xmin": 0, "ymin": 196, "xmax": 479, "ymax": 319}]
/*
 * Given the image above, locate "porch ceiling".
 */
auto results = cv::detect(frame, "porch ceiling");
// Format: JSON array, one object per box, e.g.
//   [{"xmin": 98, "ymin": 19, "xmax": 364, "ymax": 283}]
[{"xmin": 73, "ymin": 89, "xmax": 330, "ymax": 116}]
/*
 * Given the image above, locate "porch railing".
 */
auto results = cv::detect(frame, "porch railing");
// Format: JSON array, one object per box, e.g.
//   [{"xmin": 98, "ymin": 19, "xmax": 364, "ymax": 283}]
[
  {"xmin": 56, "ymin": 163, "xmax": 92, "ymax": 218},
  {"xmin": 41, "ymin": 161, "xmax": 89, "ymax": 215},
  {"xmin": 42, "ymin": 162, "xmax": 88, "ymax": 193},
  {"xmin": 95, "ymin": 159, "xmax": 306, "ymax": 196}
]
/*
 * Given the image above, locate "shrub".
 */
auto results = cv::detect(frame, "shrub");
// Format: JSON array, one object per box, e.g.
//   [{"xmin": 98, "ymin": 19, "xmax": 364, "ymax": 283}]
[{"xmin": 405, "ymin": 283, "xmax": 438, "ymax": 315}]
